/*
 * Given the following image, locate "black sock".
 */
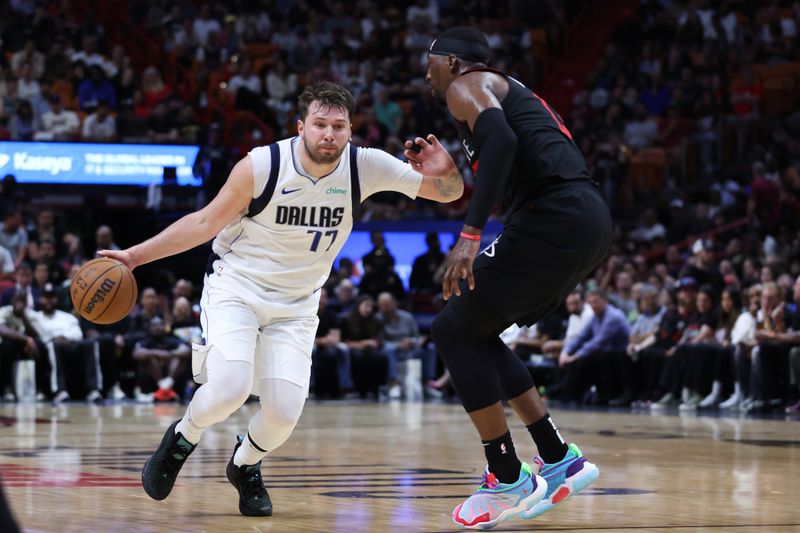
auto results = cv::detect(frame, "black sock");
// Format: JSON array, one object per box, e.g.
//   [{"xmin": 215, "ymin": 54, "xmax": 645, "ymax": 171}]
[
  {"xmin": 482, "ymin": 431, "xmax": 521, "ymax": 484},
  {"xmin": 527, "ymin": 414, "xmax": 569, "ymax": 464}
]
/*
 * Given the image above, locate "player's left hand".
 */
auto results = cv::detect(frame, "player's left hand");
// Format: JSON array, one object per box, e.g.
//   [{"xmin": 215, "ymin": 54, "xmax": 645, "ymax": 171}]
[
  {"xmin": 403, "ymin": 134, "xmax": 457, "ymax": 178},
  {"xmin": 442, "ymin": 236, "xmax": 480, "ymax": 300}
]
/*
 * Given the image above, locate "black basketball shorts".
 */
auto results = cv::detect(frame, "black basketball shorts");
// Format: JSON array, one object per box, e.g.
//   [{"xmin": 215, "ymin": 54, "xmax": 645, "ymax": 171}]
[{"xmin": 441, "ymin": 182, "xmax": 612, "ymax": 339}]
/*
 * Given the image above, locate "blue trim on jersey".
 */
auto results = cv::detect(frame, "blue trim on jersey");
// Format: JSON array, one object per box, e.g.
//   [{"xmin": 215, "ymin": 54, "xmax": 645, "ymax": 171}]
[
  {"xmin": 290, "ymin": 136, "xmax": 344, "ymax": 183},
  {"xmin": 349, "ymin": 144, "xmax": 361, "ymax": 220},
  {"xmin": 246, "ymin": 143, "xmax": 281, "ymax": 217}
]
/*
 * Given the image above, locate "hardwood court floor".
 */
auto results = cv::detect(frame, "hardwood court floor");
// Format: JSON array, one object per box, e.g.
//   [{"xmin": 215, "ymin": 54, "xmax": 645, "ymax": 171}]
[{"xmin": 1, "ymin": 401, "xmax": 799, "ymax": 533}]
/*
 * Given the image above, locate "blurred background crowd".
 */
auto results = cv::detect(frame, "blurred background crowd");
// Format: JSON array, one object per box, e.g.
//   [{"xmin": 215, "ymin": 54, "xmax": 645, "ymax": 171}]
[{"xmin": 0, "ymin": 0, "xmax": 798, "ymax": 414}]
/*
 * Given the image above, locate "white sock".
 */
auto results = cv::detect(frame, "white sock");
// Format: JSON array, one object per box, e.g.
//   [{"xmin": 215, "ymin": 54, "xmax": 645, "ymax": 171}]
[
  {"xmin": 234, "ymin": 433, "xmax": 268, "ymax": 467},
  {"xmin": 733, "ymin": 382, "xmax": 742, "ymax": 400},
  {"xmin": 158, "ymin": 376, "xmax": 175, "ymax": 390},
  {"xmin": 175, "ymin": 405, "xmax": 204, "ymax": 445},
  {"xmin": 710, "ymin": 380, "xmax": 721, "ymax": 398}
]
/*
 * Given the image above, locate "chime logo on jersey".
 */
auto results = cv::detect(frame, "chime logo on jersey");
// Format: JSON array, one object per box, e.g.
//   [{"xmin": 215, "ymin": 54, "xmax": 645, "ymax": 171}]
[{"xmin": 275, "ymin": 205, "xmax": 344, "ymax": 228}]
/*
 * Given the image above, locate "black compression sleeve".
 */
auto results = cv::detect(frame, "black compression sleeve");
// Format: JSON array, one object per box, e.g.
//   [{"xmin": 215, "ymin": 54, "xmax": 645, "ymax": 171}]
[{"xmin": 464, "ymin": 108, "xmax": 517, "ymax": 229}]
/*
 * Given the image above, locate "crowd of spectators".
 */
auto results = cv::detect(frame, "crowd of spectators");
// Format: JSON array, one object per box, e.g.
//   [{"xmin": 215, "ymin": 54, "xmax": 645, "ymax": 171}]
[{"xmin": 0, "ymin": 1, "xmax": 799, "ymax": 413}]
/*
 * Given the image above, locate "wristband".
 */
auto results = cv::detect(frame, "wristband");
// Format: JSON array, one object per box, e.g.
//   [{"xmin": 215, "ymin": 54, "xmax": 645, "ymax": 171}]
[{"xmin": 460, "ymin": 231, "xmax": 481, "ymax": 241}]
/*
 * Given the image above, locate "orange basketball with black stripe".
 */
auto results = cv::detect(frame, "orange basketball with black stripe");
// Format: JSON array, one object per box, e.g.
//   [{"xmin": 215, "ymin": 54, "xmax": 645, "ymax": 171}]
[{"xmin": 71, "ymin": 258, "xmax": 138, "ymax": 324}]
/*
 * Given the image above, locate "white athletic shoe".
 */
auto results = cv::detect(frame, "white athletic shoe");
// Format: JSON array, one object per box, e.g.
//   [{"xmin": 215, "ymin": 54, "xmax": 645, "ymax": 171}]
[
  {"xmin": 719, "ymin": 392, "xmax": 742, "ymax": 410},
  {"xmin": 388, "ymin": 384, "xmax": 402, "ymax": 399},
  {"xmin": 86, "ymin": 390, "xmax": 103, "ymax": 403},
  {"xmin": 110, "ymin": 384, "xmax": 126, "ymax": 400},
  {"xmin": 53, "ymin": 390, "xmax": 70, "ymax": 404}
]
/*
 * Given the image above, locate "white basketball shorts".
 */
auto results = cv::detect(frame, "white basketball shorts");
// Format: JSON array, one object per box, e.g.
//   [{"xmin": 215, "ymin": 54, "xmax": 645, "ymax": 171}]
[{"xmin": 193, "ymin": 265, "xmax": 320, "ymax": 395}]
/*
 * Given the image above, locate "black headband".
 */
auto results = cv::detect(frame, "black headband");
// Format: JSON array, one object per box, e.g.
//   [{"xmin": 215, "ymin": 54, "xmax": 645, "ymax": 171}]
[{"xmin": 429, "ymin": 37, "xmax": 490, "ymax": 63}]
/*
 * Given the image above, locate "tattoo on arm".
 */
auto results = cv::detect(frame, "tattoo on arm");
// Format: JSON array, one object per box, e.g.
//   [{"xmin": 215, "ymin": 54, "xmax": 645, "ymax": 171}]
[{"xmin": 434, "ymin": 170, "xmax": 464, "ymax": 199}]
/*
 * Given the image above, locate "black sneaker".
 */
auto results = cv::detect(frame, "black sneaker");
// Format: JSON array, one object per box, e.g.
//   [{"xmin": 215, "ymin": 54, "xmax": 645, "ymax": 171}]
[
  {"xmin": 141, "ymin": 419, "xmax": 196, "ymax": 500},
  {"xmin": 226, "ymin": 435, "xmax": 272, "ymax": 516}
]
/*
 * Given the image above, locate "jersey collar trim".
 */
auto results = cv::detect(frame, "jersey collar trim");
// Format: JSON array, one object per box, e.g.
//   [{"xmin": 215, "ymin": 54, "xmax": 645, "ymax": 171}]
[{"xmin": 290, "ymin": 136, "xmax": 345, "ymax": 184}]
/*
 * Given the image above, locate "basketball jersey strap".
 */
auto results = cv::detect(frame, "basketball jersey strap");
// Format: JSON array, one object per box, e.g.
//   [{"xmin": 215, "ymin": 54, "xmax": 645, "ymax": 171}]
[
  {"xmin": 349, "ymin": 144, "xmax": 361, "ymax": 220},
  {"xmin": 246, "ymin": 142, "xmax": 281, "ymax": 218}
]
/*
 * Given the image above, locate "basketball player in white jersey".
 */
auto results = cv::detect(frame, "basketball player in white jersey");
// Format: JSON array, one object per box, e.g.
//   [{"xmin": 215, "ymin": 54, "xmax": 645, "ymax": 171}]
[{"xmin": 99, "ymin": 81, "xmax": 463, "ymax": 516}]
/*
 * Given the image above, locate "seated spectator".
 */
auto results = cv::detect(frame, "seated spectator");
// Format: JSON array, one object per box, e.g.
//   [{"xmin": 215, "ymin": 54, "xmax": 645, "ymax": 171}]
[
  {"xmin": 227, "ymin": 57, "xmax": 263, "ymax": 113},
  {"xmin": 311, "ymin": 290, "xmax": 353, "ymax": 396},
  {"xmin": 681, "ymin": 239, "xmax": 724, "ymax": 297},
  {"xmin": 9, "ymin": 98, "xmax": 36, "ymax": 141},
  {"xmin": 34, "ymin": 239, "xmax": 66, "ymax": 285},
  {"xmin": 82, "ymin": 100, "xmax": 116, "ymax": 141},
  {"xmin": 0, "ymin": 291, "xmax": 41, "ymax": 402},
  {"xmin": 377, "ymin": 292, "xmax": 436, "ymax": 399},
  {"xmin": 362, "ymin": 231, "xmax": 394, "ymax": 271},
  {"xmin": 28, "ymin": 210, "xmax": 68, "ymax": 262},
  {"xmin": 554, "ymin": 289, "xmax": 631, "ymax": 403},
  {"xmin": 696, "ymin": 287, "xmax": 742, "ymax": 408},
  {"xmin": 612, "ymin": 285, "xmax": 664, "ymax": 406},
  {"xmin": 132, "ymin": 316, "xmax": 190, "ymax": 402},
  {"xmin": 747, "ymin": 279, "xmax": 799, "ymax": 411},
  {"xmin": 34, "ymin": 95, "xmax": 80, "ymax": 140},
  {"xmin": 609, "ymin": 271, "xmax": 637, "ymax": 321},
  {"xmin": 265, "ymin": 58, "xmax": 297, "ymax": 119},
  {"xmin": 720, "ymin": 284, "xmax": 761, "ymax": 409},
  {"xmin": 30, "ymin": 284, "xmax": 101, "ymax": 403},
  {"xmin": 71, "ymin": 35, "xmax": 116, "ymax": 78},
  {"xmin": 141, "ymin": 66, "xmax": 173, "ymax": 110},
  {"xmin": 169, "ymin": 296, "xmax": 201, "ymax": 345},
  {"xmin": 0, "ymin": 263, "xmax": 40, "ymax": 309},
  {"xmin": 11, "ymin": 40, "xmax": 44, "ymax": 79},
  {"xmin": 359, "ymin": 260, "xmax": 405, "ymax": 302},
  {"xmin": 673, "ymin": 285, "xmax": 721, "ymax": 410},
  {"xmin": 340, "ymin": 295, "xmax": 386, "ymax": 397},
  {"xmin": 0, "ymin": 209, "xmax": 28, "ymax": 268},
  {"xmin": 329, "ymin": 278, "xmax": 358, "ymax": 314},
  {"xmin": 0, "ymin": 244, "xmax": 14, "ymax": 283},
  {"xmin": 78, "ymin": 65, "xmax": 117, "ymax": 111},
  {"xmin": 542, "ymin": 291, "xmax": 594, "ymax": 358},
  {"xmin": 629, "ymin": 208, "xmax": 666, "ymax": 243},
  {"xmin": 32, "ymin": 262, "xmax": 49, "ymax": 291},
  {"xmin": 93, "ymin": 225, "xmax": 120, "ymax": 257},
  {"xmin": 79, "ymin": 308, "xmax": 129, "ymax": 401},
  {"xmin": 15, "ymin": 62, "xmax": 40, "ymax": 102},
  {"xmin": 623, "ymin": 103, "xmax": 658, "ymax": 150},
  {"xmin": 409, "ymin": 232, "xmax": 445, "ymax": 295},
  {"xmin": 373, "ymin": 89, "xmax": 402, "ymax": 134},
  {"xmin": 146, "ymin": 100, "xmax": 179, "ymax": 143}
]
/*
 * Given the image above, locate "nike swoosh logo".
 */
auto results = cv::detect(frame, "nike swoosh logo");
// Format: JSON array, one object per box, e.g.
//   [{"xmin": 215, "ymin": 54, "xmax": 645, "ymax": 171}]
[
  {"xmin": 281, "ymin": 187, "xmax": 302, "ymax": 194},
  {"xmin": 0, "ymin": 154, "xmax": 9, "ymax": 169}
]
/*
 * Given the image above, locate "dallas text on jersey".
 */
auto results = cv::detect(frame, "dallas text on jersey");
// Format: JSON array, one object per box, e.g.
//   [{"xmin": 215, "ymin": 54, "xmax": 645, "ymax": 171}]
[{"xmin": 274, "ymin": 205, "xmax": 345, "ymax": 228}]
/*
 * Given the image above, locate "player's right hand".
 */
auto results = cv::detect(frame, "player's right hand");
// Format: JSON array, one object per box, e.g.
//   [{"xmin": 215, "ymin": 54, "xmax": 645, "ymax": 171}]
[{"xmin": 97, "ymin": 249, "xmax": 137, "ymax": 271}]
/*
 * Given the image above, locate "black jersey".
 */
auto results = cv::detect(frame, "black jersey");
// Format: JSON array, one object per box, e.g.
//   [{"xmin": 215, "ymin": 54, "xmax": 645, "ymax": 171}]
[{"xmin": 454, "ymin": 67, "xmax": 590, "ymax": 215}]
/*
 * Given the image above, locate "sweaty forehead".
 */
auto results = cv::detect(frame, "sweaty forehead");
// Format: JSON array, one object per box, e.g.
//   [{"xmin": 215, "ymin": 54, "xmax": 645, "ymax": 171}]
[{"xmin": 308, "ymin": 102, "xmax": 349, "ymax": 122}]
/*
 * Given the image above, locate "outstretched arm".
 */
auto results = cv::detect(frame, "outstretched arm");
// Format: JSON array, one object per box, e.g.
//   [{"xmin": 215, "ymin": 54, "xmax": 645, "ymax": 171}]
[{"xmin": 100, "ymin": 157, "xmax": 255, "ymax": 270}]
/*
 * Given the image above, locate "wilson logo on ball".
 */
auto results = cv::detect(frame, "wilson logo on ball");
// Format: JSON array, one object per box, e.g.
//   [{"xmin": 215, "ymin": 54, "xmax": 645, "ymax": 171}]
[{"xmin": 83, "ymin": 278, "xmax": 117, "ymax": 314}]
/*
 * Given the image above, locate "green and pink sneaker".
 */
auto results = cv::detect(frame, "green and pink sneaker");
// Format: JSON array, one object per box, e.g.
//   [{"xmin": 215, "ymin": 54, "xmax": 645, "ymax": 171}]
[
  {"xmin": 452, "ymin": 461, "xmax": 547, "ymax": 530},
  {"xmin": 520, "ymin": 443, "xmax": 599, "ymax": 520}
]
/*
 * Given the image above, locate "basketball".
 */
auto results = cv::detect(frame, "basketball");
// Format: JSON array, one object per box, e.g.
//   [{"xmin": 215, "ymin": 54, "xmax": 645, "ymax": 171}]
[{"xmin": 70, "ymin": 257, "xmax": 138, "ymax": 324}]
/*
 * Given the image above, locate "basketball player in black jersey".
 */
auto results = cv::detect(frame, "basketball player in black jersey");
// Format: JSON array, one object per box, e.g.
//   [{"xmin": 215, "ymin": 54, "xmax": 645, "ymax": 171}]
[{"xmin": 411, "ymin": 27, "xmax": 612, "ymax": 529}]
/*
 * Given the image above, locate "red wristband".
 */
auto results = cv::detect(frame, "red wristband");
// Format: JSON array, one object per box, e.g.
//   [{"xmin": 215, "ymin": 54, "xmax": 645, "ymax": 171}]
[{"xmin": 460, "ymin": 231, "xmax": 481, "ymax": 241}]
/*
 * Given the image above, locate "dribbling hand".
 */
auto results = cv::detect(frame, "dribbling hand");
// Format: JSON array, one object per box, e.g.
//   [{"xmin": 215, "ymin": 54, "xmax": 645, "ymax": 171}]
[{"xmin": 97, "ymin": 249, "xmax": 136, "ymax": 271}]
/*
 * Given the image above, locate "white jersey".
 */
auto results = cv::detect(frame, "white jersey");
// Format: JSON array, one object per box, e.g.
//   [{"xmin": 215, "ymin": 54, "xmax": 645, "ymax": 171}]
[{"xmin": 211, "ymin": 137, "xmax": 422, "ymax": 299}]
